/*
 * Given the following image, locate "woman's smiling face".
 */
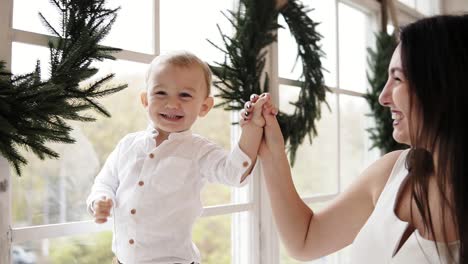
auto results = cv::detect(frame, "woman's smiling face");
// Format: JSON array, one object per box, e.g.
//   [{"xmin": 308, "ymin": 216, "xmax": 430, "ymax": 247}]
[{"xmin": 379, "ymin": 44, "xmax": 418, "ymax": 146}]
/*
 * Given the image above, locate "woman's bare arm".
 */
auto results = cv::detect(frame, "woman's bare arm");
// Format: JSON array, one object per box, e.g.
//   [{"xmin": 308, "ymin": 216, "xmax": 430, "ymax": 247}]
[{"xmin": 259, "ymin": 104, "xmax": 402, "ymax": 260}]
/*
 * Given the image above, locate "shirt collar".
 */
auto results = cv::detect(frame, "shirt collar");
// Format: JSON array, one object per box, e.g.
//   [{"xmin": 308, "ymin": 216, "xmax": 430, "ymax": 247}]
[{"xmin": 144, "ymin": 124, "xmax": 193, "ymax": 141}]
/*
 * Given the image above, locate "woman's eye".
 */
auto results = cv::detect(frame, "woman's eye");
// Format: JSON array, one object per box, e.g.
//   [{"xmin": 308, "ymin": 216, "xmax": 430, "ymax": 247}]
[{"xmin": 393, "ymin": 76, "xmax": 402, "ymax": 82}]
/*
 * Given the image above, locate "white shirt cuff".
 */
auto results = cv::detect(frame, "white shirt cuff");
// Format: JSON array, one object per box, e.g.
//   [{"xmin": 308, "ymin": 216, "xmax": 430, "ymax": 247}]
[{"xmin": 229, "ymin": 143, "xmax": 255, "ymax": 187}]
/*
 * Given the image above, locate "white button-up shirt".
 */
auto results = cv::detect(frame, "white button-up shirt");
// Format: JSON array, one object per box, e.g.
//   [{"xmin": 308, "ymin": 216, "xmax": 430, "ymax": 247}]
[{"xmin": 86, "ymin": 127, "xmax": 253, "ymax": 264}]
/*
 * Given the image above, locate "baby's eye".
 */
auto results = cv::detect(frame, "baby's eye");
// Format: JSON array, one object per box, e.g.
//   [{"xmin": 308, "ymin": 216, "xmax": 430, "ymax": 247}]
[
  {"xmin": 180, "ymin": 92, "xmax": 192, "ymax": 98},
  {"xmin": 154, "ymin": 91, "xmax": 167, "ymax": 96}
]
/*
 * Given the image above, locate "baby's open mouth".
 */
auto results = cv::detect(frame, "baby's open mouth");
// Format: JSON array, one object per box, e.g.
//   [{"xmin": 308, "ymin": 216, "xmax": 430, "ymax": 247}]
[{"xmin": 160, "ymin": 113, "xmax": 183, "ymax": 120}]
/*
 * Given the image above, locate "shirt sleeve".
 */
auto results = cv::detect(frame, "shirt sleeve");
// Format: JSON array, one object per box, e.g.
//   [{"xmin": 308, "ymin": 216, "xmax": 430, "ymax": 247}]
[
  {"xmin": 85, "ymin": 139, "xmax": 122, "ymax": 215},
  {"xmin": 197, "ymin": 139, "xmax": 256, "ymax": 187}
]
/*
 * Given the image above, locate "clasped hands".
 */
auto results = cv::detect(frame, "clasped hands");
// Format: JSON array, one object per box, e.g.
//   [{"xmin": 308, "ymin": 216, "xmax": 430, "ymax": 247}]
[{"xmin": 240, "ymin": 93, "xmax": 285, "ymax": 157}]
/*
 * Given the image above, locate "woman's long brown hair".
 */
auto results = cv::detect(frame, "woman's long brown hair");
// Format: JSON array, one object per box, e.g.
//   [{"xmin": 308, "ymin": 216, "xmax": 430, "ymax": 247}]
[{"xmin": 400, "ymin": 14, "xmax": 468, "ymax": 263}]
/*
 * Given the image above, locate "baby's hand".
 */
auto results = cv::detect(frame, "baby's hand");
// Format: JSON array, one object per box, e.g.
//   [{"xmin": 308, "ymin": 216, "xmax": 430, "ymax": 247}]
[
  {"xmin": 93, "ymin": 196, "xmax": 113, "ymax": 224},
  {"xmin": 240, "ymin": 93, "xmax": 271, "ymax": 127}
]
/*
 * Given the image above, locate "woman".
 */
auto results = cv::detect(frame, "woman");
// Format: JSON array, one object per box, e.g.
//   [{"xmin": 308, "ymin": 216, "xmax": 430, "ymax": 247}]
[{"xmin": 243, "ymin": 14, "xmax": 467, "ymax": 263}]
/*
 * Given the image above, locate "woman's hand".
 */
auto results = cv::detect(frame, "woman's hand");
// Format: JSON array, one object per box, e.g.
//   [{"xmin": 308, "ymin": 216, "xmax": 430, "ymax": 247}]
[
  {"xmin": 241, "ymin": 93, "xmax": 285, "ymax": 158},
  {"xmin": 239, "ymin": 93, "xmax": 270, "ymax": 128}
]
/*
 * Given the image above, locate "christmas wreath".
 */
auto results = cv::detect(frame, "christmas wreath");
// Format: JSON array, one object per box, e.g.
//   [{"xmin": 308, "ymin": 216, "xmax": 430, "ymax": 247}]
[
  {"xmin": 0, "ymin": 0, "xmax": 127, "ymax": 175},
  {"xmin": 210, "ymin": 0, "xmax": 327, "ymax": 165}
]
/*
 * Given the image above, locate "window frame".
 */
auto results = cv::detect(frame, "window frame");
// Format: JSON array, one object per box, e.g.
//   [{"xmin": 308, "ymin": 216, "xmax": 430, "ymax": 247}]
[{"xmin": 0, "ymin": 0, "xmax": 436, "ymax": 263}]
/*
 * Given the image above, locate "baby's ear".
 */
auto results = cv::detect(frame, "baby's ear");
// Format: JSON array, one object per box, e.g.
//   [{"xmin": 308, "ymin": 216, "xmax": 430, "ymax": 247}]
[
  {"xmin": 140, "ymin": 91, "xmax": 148, "ymax": 107},
  {"xmin": 199, "ymin": 96, "xmax": 214, "ymax": 117}
]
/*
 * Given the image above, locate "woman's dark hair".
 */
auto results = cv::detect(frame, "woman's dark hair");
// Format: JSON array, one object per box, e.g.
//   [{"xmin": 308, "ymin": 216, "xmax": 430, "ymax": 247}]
[{"xmin": 400, "ymin": 14, "xmax": 468, "ymax": 262}]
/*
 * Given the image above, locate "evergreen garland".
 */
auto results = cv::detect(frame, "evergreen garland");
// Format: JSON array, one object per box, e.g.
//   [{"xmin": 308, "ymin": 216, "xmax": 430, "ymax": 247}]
[
  {"xmin": 364, "ymin": 32, "xmax": 407, "ymax": 153},
  {"xmin": 210, "ymin": 0, "xmax": 327, "ymax": 165},
  {"xmin": 0, "ymin": 0, "xmax": 127, "ymax": 175}
]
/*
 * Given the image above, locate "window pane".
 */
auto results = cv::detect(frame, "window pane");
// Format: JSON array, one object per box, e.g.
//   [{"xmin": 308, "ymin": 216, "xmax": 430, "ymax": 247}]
[
  {"xmin": 339, "ymin": 95, "xmax": 380, "ymax": 190},
  {"xmin": 278, "ymin": 0, "xmax": 337, "ymax": 87},
  {"xmin": 13, "ymin": 232, "xmax": 114, "ymax": 264},
  {"xmin": 194, "ymin": 87, "xmax": 234, "ymax": 206},
  {"xmin": 11, "ymin": 59, "xmax": 148, "ymax": 226},
  {"xmin": 193, "ymin": 214, "xmax": 235, "ymax": 264},
  {"xmin": 11, "ymin": 42, "xmax": 50, "ymax": 79},
  {"xmin": 13, "ymin": 0, "xmax": 58, "ymax": 36},
  {"xmin": 338, "ymin": 3, "xmax": 370, "ymax": 93},
  {"xmin": 13, "ymin": 0, "xmax": 154, "ymax": 53},
  {"xmin": 160, "ymin": 0, "xmax": 235, "ymax": 65},
  {"xmin": 101, "ymin": 0, "xmax": 154, "ymax": 53},
  {"xmin": 11, "ymin": 48, "xmax": 235, "ymax": 226},
  {"xmin": 13, "ymin": 213, "xmax": 242, "ymax": 264},
  {"xmin": 280, "ymin": 85, "xmax": 338, "ymax": 196}
]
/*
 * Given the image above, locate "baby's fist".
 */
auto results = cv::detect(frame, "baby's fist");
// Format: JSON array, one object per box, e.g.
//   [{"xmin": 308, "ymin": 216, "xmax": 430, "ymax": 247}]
[{"xmin": 93, "ymin": 196, "xmax": 113, "ymax": 224}]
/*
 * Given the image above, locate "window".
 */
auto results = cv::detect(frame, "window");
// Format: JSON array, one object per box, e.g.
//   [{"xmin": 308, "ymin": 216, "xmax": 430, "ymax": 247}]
[{"xmin": 0, "ymin": 0, "xmax": 440, "ymax": 263}]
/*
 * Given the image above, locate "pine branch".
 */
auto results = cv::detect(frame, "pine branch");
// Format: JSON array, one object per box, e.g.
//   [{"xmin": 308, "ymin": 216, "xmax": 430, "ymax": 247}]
[{"xmin": 0, "ymin": 0, "xmax": 128, "ymax": 175}]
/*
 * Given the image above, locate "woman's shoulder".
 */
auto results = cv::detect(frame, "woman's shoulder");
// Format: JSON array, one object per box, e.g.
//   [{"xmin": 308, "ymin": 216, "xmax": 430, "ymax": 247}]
[{"xmin": 363, "ymin": 149, "xmax": 408, "ymax": 206}]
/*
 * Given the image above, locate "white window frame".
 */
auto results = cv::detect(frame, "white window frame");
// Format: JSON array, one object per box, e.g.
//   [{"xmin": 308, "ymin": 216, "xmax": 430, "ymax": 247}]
[{"xmin": 0, "ymin": 0, "xmax": 436, "ymax": 263}]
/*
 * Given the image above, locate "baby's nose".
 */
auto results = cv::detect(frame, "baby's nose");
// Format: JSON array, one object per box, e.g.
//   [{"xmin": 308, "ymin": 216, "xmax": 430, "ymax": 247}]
[{"xmin": 166, "ymin": 97, "xmax": 181, "ymax": 108}]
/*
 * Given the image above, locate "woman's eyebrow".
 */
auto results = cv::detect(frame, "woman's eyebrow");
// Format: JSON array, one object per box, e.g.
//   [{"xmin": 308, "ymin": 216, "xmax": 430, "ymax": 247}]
[{"xmin": 390, "ymin": 67, "xmax": 403, "ymax": 75}]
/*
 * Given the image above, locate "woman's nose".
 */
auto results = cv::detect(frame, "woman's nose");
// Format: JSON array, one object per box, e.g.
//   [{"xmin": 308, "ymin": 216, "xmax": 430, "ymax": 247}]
[{"xmin": 378, "ymin": 79, "xmax": 392, "ymax": 107}]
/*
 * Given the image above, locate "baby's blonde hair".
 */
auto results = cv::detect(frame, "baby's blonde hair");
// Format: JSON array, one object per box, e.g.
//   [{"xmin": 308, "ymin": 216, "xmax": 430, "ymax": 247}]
[{"xmin": 145, "ymin": 51, "xmax": 212, "ymax": 96}]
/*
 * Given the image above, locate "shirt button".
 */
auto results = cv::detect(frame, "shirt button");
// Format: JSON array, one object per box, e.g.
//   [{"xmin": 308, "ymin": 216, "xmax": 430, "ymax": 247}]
[
  {"xmin": 138, "ymin": 181, "xmax": 144, "ymax": 186},
  {"xmin": 149, "ymin": 153, "xmax": 154, "ymax": 158},
  {"xmin": 129, "ymin": 239, "xmax": 134, "ymax": 245},
  {"xmin": 130, "ymin": 209, "xmax": 136, "ymax": 215},
  {"xmin": 242, "ymin": 161, "xmax": 249, "ymax": 167}
]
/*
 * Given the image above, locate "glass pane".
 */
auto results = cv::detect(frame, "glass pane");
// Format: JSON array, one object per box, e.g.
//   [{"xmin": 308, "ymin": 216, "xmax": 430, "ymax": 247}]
[
  {"xmin": 11, "ymin": 46, "xmax": 237, "ymax": 226},
  {"xmin": 338, "ymin": 3, "xmax": 370, "ymax": 93},
  {"xmin": 339, "ymin": 95, "xmax": 380, "ymax": 190},
  {"xmin": 13, "ymin": 232, "xmax": 114, "ymax": 264},
  {"xmin": 15, "ymin": 216, "xmax": 235, "ymax": 264},
  {"xmin": 13, "ymin": 0, "xmax": 153, "ymax": 53},
  {"xmin": 101, "ymin": 0, "xmax": 154, "ymax": 53},
  {"xmin": 11, "ymin": 42, "xmax": 50, "ymax": 79},
  {"xmin": 280, "ymin": 85, "xmax": 338, "ymax": 196},
  {"xmin": 280, "ymin": 201, "xmax": 352, "ymax": 264},
  {"xmin": 195, "ymin": 86, "xmax": 234, "ymax": 206},
  {"xmin": 160, "ymin": 0, "xmax": 235, "ymax": 65},
  {"xmin": 77, "ymin": 60, "xmax": 149, "ymax": 164},
  {"xmin": 13, "ymin": 0, "xmax": 58, "ymax": 36},
  {"xmin": 278, "ymin": 0, "xmax": 337, "ymax": 87},
  {"xmin": 11, "ymin": 58, "xmax": 148, "ymax": 226},
  {"xmin": 193, "ymin": 214, "xmax": 234, "ymax": 264},
  {"xmin": 13, "ymin": 212, "xmax": 242, "ymax": 263}
]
